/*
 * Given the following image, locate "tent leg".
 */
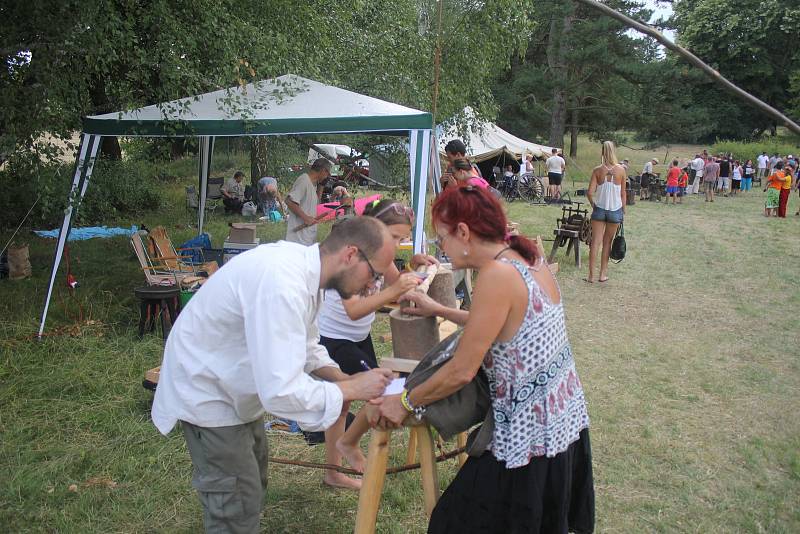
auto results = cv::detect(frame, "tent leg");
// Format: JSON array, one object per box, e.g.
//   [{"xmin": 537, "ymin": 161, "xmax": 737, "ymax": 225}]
[
  {"xmin": 197, "ymin": 136, "xmax": 213, "ymax": 234},
  {"xmin": 409, "ymin": 129, "xmax": 431, "ymax": 255},
  {"xmin": 38, "ymin": 134, "xmax": 102, "ymax": 338}
]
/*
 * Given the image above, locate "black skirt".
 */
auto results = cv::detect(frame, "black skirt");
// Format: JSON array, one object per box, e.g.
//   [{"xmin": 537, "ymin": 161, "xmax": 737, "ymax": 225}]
[{"xmin": 428, "ymin": 428, "xmax": 594, "ymax": 534}]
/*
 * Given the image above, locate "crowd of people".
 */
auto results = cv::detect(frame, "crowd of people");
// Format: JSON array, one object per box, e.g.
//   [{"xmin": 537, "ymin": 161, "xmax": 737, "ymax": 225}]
[
  {"xmin": 637, "ymin": 150, "xmax": 798, "ymax": 217},
  {"xmin": 152, "ymin": 139, "xmax": 595, "ymax": 533}
]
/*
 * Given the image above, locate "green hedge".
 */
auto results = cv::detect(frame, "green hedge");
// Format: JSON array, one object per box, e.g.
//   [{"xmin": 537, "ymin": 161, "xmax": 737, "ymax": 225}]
[
  {"xmin": 0, "ymin": 157, "xmax": 164, "ymax": 230},
  {"xmin": 711, "ymin": 138, "xmax": 800, "ymax": 163}
]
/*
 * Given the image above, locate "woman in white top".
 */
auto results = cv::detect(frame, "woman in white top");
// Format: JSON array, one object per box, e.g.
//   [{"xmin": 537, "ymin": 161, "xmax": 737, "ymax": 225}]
[
  {"xmin": 586, "ymin": 141, "xmax": 627, "ymax": 283},
  {"xmin": 318, "ymin": 199, "xmax": 436, "ymax": 488}
]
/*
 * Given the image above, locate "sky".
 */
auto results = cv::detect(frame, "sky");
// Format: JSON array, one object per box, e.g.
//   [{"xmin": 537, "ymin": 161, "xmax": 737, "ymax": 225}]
[{"xmin": 643, "ymin": 0, "xmax": 676, "ymax": 42}]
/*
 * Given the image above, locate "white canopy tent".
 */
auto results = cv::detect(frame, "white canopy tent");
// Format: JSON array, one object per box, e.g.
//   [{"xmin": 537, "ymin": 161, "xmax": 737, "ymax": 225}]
[
  {"xmin": 437, "ymin": 107, "xmax": 555, "ymax": 162},
  {"xmin": 39, "ymin": 75, "xmax": 434, "ymax": 336}
]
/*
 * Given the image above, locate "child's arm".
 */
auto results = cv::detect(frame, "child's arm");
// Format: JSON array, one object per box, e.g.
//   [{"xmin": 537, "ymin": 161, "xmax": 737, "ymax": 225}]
[{"xmin": 341, "ymin": 273, "xmax": 421, "ymax": 320}]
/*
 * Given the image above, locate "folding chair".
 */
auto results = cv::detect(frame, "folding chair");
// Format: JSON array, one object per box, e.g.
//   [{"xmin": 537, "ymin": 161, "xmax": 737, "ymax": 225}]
[
  {"xmin": 148, "ymin": 226, "xmax": 219, "ymax": 277},
  {"xmin": 205, "ymin": 177, "xmax": 224, "ymax": 214},
  {"xmin": 130, "ymin": 232, "xmax": 192, "ymax": 287}
]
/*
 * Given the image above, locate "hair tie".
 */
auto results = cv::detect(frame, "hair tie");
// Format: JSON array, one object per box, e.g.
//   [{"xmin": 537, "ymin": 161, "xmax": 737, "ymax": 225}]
[{"xmin": 503, "ymin": 232, "xmax": 513, "ymax": 242}]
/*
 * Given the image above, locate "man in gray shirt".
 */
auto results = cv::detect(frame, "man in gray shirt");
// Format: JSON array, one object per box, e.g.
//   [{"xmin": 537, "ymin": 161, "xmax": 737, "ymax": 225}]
[
  {"xmin": 703, "ymin": 157, "xmax": 720, "ymax": 202},
  {"xmin": 285, "ymin": 158, "xmax": 331, "ymax": 245}
]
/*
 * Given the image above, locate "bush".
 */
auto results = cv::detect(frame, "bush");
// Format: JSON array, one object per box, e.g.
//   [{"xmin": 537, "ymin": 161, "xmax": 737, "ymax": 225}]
[
  {"xmin": 711, "ymin": 138, "xmax": 800, "ymax": 163},
  {"xmin": 0, "ymin": 156, "xmax": 164, "ymax": 229}
]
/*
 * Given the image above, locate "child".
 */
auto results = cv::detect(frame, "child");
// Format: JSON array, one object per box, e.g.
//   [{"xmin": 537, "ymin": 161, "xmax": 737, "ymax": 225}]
[
  {"xmin": 678, "ymin": 166, "xmax": 689, "ymax": 204},
  {"xmin": 743, "ymin": 159, "xmax": 755, "ymax": 192},
  {"xmin": 317, "ymin": 199, "xmax": 434, "ymax": 489},
  {"xmin": 665, "ymin": 159, "xmax": 681, "ymax": 204},
  {"xmin": 730, "ymin": 160, "xmax": 742, "ymax": 196}
]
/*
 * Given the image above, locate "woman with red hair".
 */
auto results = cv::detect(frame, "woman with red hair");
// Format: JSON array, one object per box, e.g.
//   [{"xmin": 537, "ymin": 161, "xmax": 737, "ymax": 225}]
[{"xmin": 373, "ymin": 185, "xmax": 595, "ymax": 533}]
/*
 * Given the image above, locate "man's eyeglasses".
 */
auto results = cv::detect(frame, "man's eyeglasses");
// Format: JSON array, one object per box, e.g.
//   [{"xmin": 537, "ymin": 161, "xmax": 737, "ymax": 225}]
[{"xmin": 356, "ymin": 248, "xmax": 383, "ymax": 283}]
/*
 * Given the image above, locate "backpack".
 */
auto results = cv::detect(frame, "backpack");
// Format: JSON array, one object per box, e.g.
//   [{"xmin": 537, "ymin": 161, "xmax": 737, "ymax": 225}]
[{"xmin": 610, "ymin": 222, "xmax": 626, "ymax": 263}]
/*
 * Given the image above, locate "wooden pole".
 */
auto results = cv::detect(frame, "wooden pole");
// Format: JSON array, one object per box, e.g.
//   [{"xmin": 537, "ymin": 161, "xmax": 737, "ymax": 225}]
[
  {"xmin": 354, "ymin": 430, "xmax": 392, "ymax": 534},
  {"xmin": 415, "ymin": 426, "xmax": 441, "ymax": 517},
  {"xmin": 430, "ymin": 0, "xmax": 445, "ymax": 123},
  {"xmin": 573, "ymin": 0, "xmax": 800, "ymax": 135}
]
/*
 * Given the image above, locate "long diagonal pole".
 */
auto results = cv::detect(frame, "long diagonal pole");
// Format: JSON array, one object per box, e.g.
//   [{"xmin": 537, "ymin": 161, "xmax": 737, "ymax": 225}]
[{"xmin": 573, "ymin": 0, "xmax": 800, "ymax": 135}]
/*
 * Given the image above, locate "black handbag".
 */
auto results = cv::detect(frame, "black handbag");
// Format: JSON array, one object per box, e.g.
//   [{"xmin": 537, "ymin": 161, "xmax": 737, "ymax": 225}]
[
  {"xmin": 405, "ymin": 330, "xmax": 495, "ymax": 457},
  {"xmin": 610, "ymin": 222, "xmax": 626, "ymax": 263}
]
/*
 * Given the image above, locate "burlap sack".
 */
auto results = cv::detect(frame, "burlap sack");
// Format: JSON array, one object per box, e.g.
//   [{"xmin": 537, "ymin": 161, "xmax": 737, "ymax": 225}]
[{"xmin": 8, "ymin": 243, "xmax": 32, "ymax": 280}]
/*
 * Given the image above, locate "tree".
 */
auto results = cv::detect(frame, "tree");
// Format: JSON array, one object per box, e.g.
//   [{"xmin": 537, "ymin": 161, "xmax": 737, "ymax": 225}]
[{"xmin": 672, "ymin": 0, "xmax": 800, "ymax": 137}]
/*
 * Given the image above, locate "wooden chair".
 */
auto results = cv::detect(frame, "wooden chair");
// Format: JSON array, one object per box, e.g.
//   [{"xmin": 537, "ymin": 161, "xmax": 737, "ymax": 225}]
[{"xmin": 148, "ymin": 226, "xmax": 219, "ymax": 277}]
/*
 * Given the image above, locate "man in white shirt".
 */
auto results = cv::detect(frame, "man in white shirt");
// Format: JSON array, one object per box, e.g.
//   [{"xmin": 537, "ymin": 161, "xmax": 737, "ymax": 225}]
[
  {"xmin": 285, "ymin": 158, "xmax": 331, "ymax": 245},
  {"xmin": 545, "ymin": 148, "xmax": 566, "ymax": 202},
  {"xmin": 757, "ymin": 151, "xmax": 769, "ymax": 182},
  {"xmin": 152, "ymin": 216, "xmax": 395, "ymax": 533},
  {"xmin": 690, "ymin": 154, "xmax": 705, "ymax": 194}
]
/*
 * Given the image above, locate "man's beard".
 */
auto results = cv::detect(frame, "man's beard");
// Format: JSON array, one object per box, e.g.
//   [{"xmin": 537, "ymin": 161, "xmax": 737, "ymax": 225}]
[{"xmin": 326, "ymin": 271, "xmax": 357, "ymax": 299}]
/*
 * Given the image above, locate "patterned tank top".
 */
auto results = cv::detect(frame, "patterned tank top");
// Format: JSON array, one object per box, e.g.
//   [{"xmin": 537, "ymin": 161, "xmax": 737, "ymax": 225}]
[{"xmin": 483, "ymin": 259, "xmax": 590, "ymax": 468}]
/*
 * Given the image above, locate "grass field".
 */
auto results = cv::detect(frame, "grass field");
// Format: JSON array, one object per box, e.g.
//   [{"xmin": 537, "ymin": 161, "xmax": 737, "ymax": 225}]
[{"xmin": 2, "ymin": 141, "xmax": 800, "ymax": 533}]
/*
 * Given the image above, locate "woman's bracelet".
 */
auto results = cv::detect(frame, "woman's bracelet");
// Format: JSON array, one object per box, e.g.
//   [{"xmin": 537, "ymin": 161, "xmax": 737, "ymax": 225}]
[{"xmin": 400, "ymin": 389, "xmax": 414, "ymax": 413}]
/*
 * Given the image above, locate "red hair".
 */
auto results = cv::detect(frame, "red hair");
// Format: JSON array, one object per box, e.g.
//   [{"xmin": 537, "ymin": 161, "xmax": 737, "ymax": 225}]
[{"xmin": 431, "ymin": 185, "xmax": 540, "ymax": 263}]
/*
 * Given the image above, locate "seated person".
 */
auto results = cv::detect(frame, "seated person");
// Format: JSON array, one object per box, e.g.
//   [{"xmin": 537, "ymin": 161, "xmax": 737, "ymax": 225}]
[
  {"xmin": 331, "ymin": 185, "xmax": 354, "ymax": 218},
  {"xmin": 221, "ymin": 170, "xmax": 246, "ymax": 214},
  {"xmin": 257, "ymin": 176, "xmax": 286, "ymax": 217}
]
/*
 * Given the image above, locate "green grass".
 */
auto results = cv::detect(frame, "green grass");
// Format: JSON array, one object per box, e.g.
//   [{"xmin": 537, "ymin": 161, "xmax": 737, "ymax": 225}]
[{"xmin": 2, "ymin": 146, "xmax": 800, "ymax": 532}]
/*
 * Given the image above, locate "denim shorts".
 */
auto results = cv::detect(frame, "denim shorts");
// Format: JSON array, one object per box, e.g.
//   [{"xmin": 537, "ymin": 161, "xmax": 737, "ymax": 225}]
[{"xmin": 591, "ymin": 206, "xmax": 623, "ymax": 223}]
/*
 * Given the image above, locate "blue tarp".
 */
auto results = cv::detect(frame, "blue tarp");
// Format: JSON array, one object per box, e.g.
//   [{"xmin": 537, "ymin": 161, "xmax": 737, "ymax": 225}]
[{"xmin": 34, "ymin": 225, "xmax": 138, "ymax": 241}]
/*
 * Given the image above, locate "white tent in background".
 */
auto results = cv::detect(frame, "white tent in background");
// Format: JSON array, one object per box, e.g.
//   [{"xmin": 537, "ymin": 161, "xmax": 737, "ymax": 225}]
[
  {"xmin": 437, "ymin": 107, "xmax": 555, "ymax": 161},
  {"xmin": 38, "ymin": 75, "xmax": 434, "ymax": 336}
]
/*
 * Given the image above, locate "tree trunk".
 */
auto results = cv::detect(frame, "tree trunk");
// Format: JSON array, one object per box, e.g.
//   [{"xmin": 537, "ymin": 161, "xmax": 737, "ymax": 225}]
[
  {"xmin": 100, "ymin": 137, "xmax": 122, "ymax": 160},
  {"xmin": 569, "ymin": 105, "xmax": 579, "ymax": 158},
  {"xmin": 250, "ymin": 137, "xmax": 268, "ymax": 191},
  {"xmin": 170, "ymin": 139, "xmax": 186, "ymax": 160},
  {"xmin": 546, "ymin": 2, "xmax": 573, "ymax": 148}
]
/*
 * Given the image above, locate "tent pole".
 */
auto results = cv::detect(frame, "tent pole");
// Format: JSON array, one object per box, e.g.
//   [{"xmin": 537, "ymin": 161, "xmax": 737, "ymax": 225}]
[
  {"xmin": 409, "ymin": 129, "xmax": 431, "ymax": 254},
  {"xmin": 37, "ymin": 134, "xmax": 101, "ymax": 338},
  {"xmin": 197, "ymin": 136, "xmax": 211, "ymax": 234}
]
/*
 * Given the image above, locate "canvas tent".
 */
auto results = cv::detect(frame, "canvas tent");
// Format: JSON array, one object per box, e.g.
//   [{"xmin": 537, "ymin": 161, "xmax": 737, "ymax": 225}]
[
  {"xmin": 437, "ymin": 107, "xmax": 555, "ymax": 177},
  {"xmin": 39, "ymin": 75, "xmax": 434, "ymax": 336}
]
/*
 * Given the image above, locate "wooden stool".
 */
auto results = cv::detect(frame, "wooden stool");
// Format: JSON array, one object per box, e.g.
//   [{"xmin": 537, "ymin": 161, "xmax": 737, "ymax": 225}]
[
  {"xmin": 354, "ymin": 421, "xmax": 440, "ymax": 534},
  {"xmin": 548, "ymin": 228, "xmax": 581, "ymax": 268},
  {"xmin": 134, "ymin": 286, "xmax": 180, "ymax": 341}
]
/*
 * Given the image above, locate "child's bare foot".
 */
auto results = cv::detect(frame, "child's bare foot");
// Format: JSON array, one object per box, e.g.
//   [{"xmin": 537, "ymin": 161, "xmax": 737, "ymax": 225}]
[
  {"xmin": 336, "ymin": 439, "xmax": 367, "ymax": 473},
  {"xmin": 323, "ymin": 471, "xmax": 362, "ymax": 490}
]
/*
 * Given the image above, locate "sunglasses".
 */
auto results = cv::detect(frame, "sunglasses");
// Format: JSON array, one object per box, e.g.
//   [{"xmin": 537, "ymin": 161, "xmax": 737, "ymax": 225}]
[
  {"xmin": 356, "ymin": 247, "xmax": 383, "ymax": 283},
  {"xmin": 371, "ymin": 202, "xmax": 415, "ymax": 222}
]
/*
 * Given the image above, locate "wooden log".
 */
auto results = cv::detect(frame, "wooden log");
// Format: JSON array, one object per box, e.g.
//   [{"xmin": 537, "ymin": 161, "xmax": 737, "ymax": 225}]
[
  {"xmin": 406, "ymin": 428, "xmax": 418, "ymax": 465},
  {"xmin": 378, "ymin": 357, "xmax": 419, "ymax": 374},
  {"xmin": 389, "ymin": 309, "xmax": 439, "ymax": 360},
  {"xmin": 416, "ymin": 426, "xmax": 440, "ymax": 517},
  {"xmin": 354, "ymin": 430, "xmax": 392, "ymax": 534},
  {"xmin": 145, "ymin": 366, "xmax": 161, "ymax": 384},
  {"xmin": 428, "ymin": 267, "xmax": 457, "ymax": 309}
]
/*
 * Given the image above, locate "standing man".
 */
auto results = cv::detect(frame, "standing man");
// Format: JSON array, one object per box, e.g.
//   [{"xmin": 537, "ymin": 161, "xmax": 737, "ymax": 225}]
[
  {"xmin": 285, "ymin": 158, "xmax": 331, "ymax": 245},
  {"xmin": 717, "ymin": 155, "xmax": 731, "ymax": 196},
  {"xmin": 222, "ymin": 170, "xmax": 247, "ymax": 214},
  {"xmin": 640, "ymin": 158, "xmax": 658, "ymax": 201},
  {"xmin": 691, "ymin": 153, "xmax": 705, "ymax": 195},
  {"xmin": 757, "ymin": 151, "xmax": 769, "ymax": 183},
  {"xmin": 545, "ymin": 147, "xmax": 566, "ymax": 202},
  {"xmin": 703, "ymin": 156, "xmax": 720, "ymax": 202},
  {"xmin": 152, "ymin": 217, "xmax": 396, "ymax": 533}
]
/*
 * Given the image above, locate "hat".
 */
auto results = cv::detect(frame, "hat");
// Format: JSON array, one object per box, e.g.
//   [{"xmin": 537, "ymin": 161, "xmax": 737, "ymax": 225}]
[{"xmin": 652, "ymin": 158, "xmax": 659, "ymax": 164}]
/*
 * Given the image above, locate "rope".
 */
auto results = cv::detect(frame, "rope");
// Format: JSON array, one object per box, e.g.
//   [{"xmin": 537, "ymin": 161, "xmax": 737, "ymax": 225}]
[{"xmin": 269, "ymin": 445, "xmax": 466, "ymax": 476}]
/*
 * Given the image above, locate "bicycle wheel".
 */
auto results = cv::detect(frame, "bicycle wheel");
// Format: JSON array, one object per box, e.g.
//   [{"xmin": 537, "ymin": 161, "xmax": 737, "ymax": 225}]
[{"xmin": 520, "ymin": 174, "xmax": 545, "ymax": 203}]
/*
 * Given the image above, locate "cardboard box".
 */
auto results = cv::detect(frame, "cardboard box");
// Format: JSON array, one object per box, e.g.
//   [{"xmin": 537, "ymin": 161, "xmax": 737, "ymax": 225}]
[
  {"xmin": 223, "ymin": 239, "xmax": 260, "ymax": 264},
  {"xmin": 228, "ymin": 223, "xmax": 257, "ymax": 243}
]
